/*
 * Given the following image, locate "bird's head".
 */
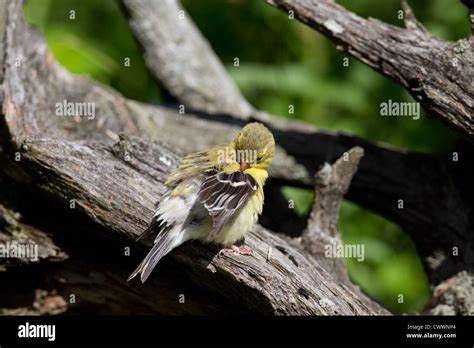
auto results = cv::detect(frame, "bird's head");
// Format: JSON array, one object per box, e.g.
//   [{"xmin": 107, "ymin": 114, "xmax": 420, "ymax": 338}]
[{"xmin": 234, "ymin": 122, "xmax": 275, "ymax": 170}]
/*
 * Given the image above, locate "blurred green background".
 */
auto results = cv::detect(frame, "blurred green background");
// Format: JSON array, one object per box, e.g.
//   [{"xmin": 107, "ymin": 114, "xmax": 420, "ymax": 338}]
[{"xmin": 24, "ymin": 0, "xmax": 469, "ymax": 313}]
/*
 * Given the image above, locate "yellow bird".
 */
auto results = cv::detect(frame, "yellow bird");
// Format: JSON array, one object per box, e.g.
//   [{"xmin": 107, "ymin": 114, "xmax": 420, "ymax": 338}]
[{"xmin": 128, "ymin": 122, "xmax": 275, "ymax": 283}]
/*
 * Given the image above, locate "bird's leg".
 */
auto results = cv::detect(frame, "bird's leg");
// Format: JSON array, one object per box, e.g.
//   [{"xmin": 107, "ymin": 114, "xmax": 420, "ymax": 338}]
[
  {"xmin": 233, "ymin": 237, "xmax": 252, "ymax": 255},
  {"xmin": 218, "ymin": 244, "xmax": 253, "ymax": 256},
  {"xmin": 218, "ymin": 245, "xmax": 238, "ymax": 256}
]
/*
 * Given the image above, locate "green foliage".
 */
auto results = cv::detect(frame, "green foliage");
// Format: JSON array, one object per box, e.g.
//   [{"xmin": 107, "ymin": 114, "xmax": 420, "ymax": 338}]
[
  {"xmin": 340, "ymin": 201, "xmax": 430, "ymax": 313},
  {"xmin": 25, "ymin": 0, "xmax": 468, "ymax": 313},
  {"xmin": 281, "ymin": 186, "xmax": 313, "ymax": 216}
]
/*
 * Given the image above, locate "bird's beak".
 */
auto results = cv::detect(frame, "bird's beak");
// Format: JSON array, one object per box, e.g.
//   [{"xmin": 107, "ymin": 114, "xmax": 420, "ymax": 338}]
[{"xmin": 240, "ymin": 161, "xmax": 250, "ymax": 171}]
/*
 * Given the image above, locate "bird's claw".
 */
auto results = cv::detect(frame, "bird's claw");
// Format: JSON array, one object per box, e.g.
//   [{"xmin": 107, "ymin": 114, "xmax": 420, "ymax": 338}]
[{"xmin": 218, "ymin": 245, "xmax": 252, "ymax": 257}]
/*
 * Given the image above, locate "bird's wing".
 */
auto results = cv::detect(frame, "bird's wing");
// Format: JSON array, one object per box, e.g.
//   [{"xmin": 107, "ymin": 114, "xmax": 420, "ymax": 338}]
[
  {"xmin": 198, "ymin": 171, "xmax": 258, "ymax": 241},
  {"xmin": 165, "ymin": 143, "xmax": 232, "ymax": 189}
]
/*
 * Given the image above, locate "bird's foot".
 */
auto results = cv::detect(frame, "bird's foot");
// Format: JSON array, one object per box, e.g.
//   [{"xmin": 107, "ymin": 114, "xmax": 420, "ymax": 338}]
[
  {"xmin": 234, "ymin": 245, "xmax": 252, "ymax": 255},
  {"xmin": 218, "ymin": 245, "xmax": 252, "ymax": 256}
]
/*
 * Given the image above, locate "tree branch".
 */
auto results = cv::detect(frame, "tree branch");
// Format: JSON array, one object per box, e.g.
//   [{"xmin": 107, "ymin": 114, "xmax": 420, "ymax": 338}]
[
  {"xmin": 400, "ymin": 0, "xmax": 428, "ymax": 34},
  {"xmin": 302, "ymin": 147, "xmax": 364, "ymax": 284},
  {"xmin": 262, "ymin": 0, "xmax": 474, "ymax": 313},
  {"xmin": 0, "ymin": 202, "xmax": 68, "ymax": 271},
  {"xmin": 0, "ymin": 135, "xmax": 388, "ymax": 315},
  {"xmin": 424, "ymin": 271, "xmax": 474, "ymax": 315},
  {"xmin": 266, "ymin": 0, "xmax": 474, "ymax": 140},
  {"xmin": 120, "ymin": 0, "xmax": 254, "ymax": 118}
]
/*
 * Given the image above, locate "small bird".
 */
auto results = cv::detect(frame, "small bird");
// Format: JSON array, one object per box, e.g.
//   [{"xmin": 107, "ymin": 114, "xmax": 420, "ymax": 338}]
[{"xmin": 128, "ymin": 122, "xmax": 275, "ymax": 283}]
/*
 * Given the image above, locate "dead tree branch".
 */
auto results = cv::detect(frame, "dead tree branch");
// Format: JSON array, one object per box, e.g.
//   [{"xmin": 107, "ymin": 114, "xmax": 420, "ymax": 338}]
[
  {"xmin": 266, "ymin": 0, "xmax": 474, "ymax": 139},
  {"xmin": 302, "ymin": 147, "xmax": 364, "ymax": 284},
  {"xmin": 0, "ymin": 135, "xmax": 389, "ymax": 314},
  {"xmin": 400, "ymin": 0, "xmax": 429, "ymax": 35},
  {"xmin": 121, "ymin": 0, "xmax": 254, "ymax": 118},
  {"xmin": 0, "ymin": 203, "xmax": 68, "ymax": 271}
]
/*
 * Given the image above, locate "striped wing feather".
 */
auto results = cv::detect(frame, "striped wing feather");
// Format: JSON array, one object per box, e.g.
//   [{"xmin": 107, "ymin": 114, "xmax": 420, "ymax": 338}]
[{"xmin": 198, "ymin": 171, "xmax": 258, "ymax": 241}]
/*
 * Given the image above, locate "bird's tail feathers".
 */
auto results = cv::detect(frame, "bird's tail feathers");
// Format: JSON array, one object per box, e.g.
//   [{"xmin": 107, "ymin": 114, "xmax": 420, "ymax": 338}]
[
  {"xmin": 135, "ymin": 218, "xmax": 168, "ymax": 242},
  {"xmin": 128, "ymin": 225, "xmax": 182, "ymax": 283}
]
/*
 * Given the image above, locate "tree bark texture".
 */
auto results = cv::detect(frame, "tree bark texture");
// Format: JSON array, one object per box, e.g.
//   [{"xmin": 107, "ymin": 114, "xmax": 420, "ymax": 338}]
[{"xmin": 267, "ymin": 0, "xmax": 474, "ymax": 140}]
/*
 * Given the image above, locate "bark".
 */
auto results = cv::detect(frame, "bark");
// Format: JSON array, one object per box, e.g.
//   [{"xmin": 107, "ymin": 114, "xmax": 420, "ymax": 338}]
[
  {"xmin": 121, "ymin": 0, "xmax": 254, "ymax": 118},
  {"xmin": 0, "ymin": 202, "xmax": 68, "ymax": 271},
  {"xmin": 1, "ymin": 135, "xmax": 389, "ymax": 315},
  {"xmin": 0, "ymin": 0, "xmax": 472, "ymax": 315},
  {"xmin": 266, "ymin": 0, "xmax": 474, "ymax": 140},
  {"xmin": 302, "ymin": 147, "xmax": 364, "ymax": 285}
]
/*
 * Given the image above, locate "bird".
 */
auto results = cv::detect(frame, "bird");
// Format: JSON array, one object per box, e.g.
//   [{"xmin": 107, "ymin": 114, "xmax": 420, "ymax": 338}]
[{"xmin": 128, "ymin": 122, "xmax": 275, "ymax": 283}]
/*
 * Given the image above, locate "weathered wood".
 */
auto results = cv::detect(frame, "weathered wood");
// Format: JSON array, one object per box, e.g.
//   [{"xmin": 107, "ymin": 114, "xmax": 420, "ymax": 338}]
[
  {"xmin": 121, "ymin": 0, "xmax": 254, "ymax": 118},
  {"xmin": 266, "ymin": 0, "xmax": 474, "ymax": 139},
  {"xmin": 263, "ymin": 0, "xmax": 474, "ymax": 314},
  {"xmin": 17, "ymin": 136, "xmax": 389, "ymax": 314},
  {"xmin": 0, "ymin": 203, "xmax": 67, "ymax": 271},
  {"xmin": 302, "ymin": 147, "xmax": 364, "ymax": 285},
  {"xmin": 424, "ymin": 271, "xmax": 474, "ymax": 315},
  {"xmin": 0, "ymin": 247, "xmax": 255, "ymax": 315}
]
